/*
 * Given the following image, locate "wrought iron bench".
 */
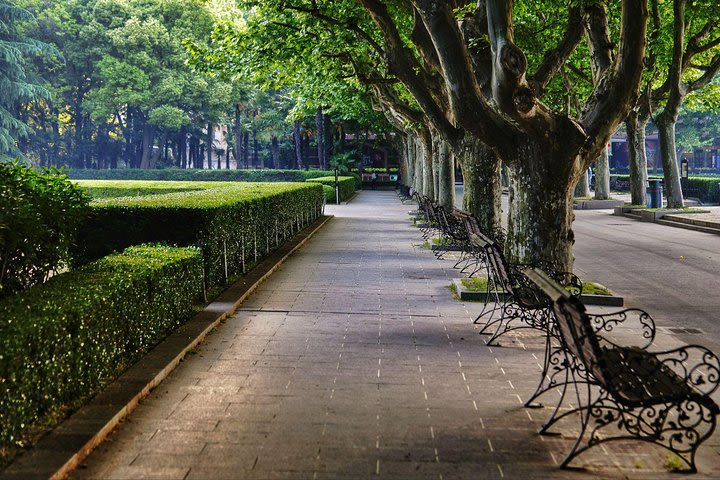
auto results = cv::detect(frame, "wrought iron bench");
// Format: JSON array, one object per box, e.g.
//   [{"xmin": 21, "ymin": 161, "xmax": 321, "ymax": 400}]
[
  {"xmin": 476, "ymin": 239, "xmax": 582, "ymax": 346},
  {"xmin": 397, "ymin": 184, "xmax": 413, "ymax": 203},
  {"xmin": 525, "ymin": 268, "xmax": 720, "ymax": 472}
]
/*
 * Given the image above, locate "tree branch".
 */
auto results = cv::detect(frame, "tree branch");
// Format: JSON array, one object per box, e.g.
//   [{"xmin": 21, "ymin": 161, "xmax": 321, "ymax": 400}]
[
  {"xmin": 358, "ymin": 0, "xmax": 461, "ymax": 145},
  {"xmin": 528, "ymin": 6, "xmax": 584, "ymax": 95},
  {"xmin": 580, "ymin": 0, "xmax": 648, "ymax": 160}
]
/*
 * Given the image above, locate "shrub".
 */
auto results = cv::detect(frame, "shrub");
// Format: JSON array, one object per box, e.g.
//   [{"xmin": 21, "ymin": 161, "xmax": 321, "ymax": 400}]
[
  {"xmin": 68, "ymin": 168, "xmax": 333, "ymax": 182},
  {"xmin": 73, "ymin": 182, "xmax": 324, "ymax": 287},
  {"xmin": 610, "ymin": 174, "xmax": 720, "ymax": 203},
  {"xmin": 0, "ymin": 245, "xmax": 204, "ymax": 449},
  {"xmin": 0, "ymin": 162, "xmax": 89, "ymax": 298},
  {"xmin": 74, "ymin": 180, "xmax": 219, "ymax": 198},
  {"xmin": 306, "ymin": 176, "xmax": 356, "ymax": 203},
  {"xmin": 321, "ymin": 184, "xmax": 335, "ymax": 203}
]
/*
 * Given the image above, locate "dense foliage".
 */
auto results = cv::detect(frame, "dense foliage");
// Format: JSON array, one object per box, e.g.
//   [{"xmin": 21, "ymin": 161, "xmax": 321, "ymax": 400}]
[
  {"xmin": 306, "ymin": 176, "xmax": 356, "ymax": 203},
  {"xmin": 0, "ymin": 244, "xmax": 203, "ymax": 449},
  {"xmin": 6, "ymin": 0, "xmax": 390, "ymax": 170},
  {"xmin": 0, "ymin": 162, "xmax": 88, "ymax": 297},
  {"xmin": 73, "ymin": 182, "xmax": 324, "ymax": 287},
  {"xmin": 0, "ymin": 2, "xmax": 54, "ymax": 157}
]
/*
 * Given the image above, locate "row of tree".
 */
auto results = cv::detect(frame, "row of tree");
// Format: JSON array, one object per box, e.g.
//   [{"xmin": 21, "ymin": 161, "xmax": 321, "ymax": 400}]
[
  {"xmin": 1, "ymin": 0, "xmax": 389, "ymax": 170},
  {"xmin": 193, "ymin": 0, "xmax": 719, "ymax": 273}
]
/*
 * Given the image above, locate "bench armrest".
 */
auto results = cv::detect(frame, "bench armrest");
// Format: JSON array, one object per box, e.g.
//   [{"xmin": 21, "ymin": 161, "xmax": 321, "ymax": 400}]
[
  {"xmin": 654, "ymin": 345, "xmax": 720, "ymax": 396},
  {"xmin": 588, "ymin": 308, "xmax": 656, "ymax": 350}
]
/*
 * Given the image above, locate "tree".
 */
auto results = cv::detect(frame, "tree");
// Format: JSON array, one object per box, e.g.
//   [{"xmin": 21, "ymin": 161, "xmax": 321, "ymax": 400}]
[
  {"xmin": 626, "ymin": 0, "xmax": 720, "ymax": 206},
  {"xmin": 0, "ymin": 1, "xmax": 53, "ymax": 157}
]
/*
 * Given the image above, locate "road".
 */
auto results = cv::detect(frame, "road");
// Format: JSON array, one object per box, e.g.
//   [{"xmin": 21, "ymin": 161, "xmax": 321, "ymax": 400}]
[{"xmin": 455, "ymin": 186, "xmax": 720, "ymax": 352}]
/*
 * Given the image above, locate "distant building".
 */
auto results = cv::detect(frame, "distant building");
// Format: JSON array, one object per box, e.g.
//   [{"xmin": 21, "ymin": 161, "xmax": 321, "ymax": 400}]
[
  {"xmin": 610, "ymin": 132, "xmax": 720, "ymax": 173},
  {"xmin": 609, "ymin": 132, "xmax": 661, "ymax": 173}
]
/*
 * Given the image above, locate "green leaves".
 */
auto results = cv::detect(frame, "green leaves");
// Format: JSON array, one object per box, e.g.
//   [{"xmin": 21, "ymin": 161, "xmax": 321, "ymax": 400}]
[
  {"xmin": 73, "ymin": 180, "xmax": 324, "ymax": 286},
  {"xmin": 0, "ymin": 161, "xmax": 89, "ymax": 298},
  {"xmin": 0, "ymin": 1, "xmax": 55, "ymax": 156},
  {"xmin": 0, "ymin": 244, "xmax": 204, "ymax": 450}
]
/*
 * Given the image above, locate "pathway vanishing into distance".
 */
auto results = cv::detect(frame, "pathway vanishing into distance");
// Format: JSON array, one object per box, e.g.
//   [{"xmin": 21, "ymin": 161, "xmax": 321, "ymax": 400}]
[{"xmin": 73, "ymin": 191, "xmax": 720, "ymax": 479}]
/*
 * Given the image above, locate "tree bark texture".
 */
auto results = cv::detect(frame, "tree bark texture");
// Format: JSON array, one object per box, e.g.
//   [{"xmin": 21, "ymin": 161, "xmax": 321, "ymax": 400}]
[
  {"xmin": 657, "ymin": 115, "xmax": 684, "ymax": 207},
  {"xmin": 456, "ymin": 137, "xmax": 501, "ymax": 234},
  {"xmin": 507, "ymin": 144, "xmax": 574, "ymax": 272},
  {"xmin": 574, "ymin": 170, "xmax": 590, "ymax": 198},
  {"xmin": 415, "ymin": 137, "xmax": 424, "ymax": 193},
  {"xmin": 436, "ymin": 138, "xmax": 455, "ymax": 209},
  {"xmin": 626, "ymin": 112, "xmax": 648, "ymax": 205},
  {"xmin": 420, "ymin": 131, "xmax": 434, "ymax": 199},
  {"xmin": 594, "ymin": 147, "xmax": 610, "ymax": 200},
  {"xmin": 431, "ymin": 133, "xmax": 440, "ymax": 201}
]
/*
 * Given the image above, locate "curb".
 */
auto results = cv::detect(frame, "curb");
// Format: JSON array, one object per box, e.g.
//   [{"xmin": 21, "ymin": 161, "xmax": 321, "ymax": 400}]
[
  {"xmin": 452, "ymin": 279, "xmax": 624, "ymax": 307},
  {"xmin": 0, "ymin": 215, "xmax": 334, "ymax": 480}
]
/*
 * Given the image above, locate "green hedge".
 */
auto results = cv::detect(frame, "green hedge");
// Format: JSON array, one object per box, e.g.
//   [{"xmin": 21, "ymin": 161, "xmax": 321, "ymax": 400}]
[
  {"xmin": 0, "ymin": 162, "xmax": 89, "ymax": 298},
  {"xmin": 610, "ymin": 174, "xmax": 720, "ymax": 203},
  {"xmin": 73, "ymin": 180, "xmax": 227, "ymax": 198},
  {"xmin": 68, "ymin": 168, "xmax": 333, "ymax": 182},
  {"xmin": 306, "ymin": 176, "xmax": 356, "ymax": 203},
  {"xmin": 0, "ymin": 245, "xmax": 204, "ymax": 449},
  {"xmin": 73, "ymin": 182, "xmax": 324, "ymax": 287}
]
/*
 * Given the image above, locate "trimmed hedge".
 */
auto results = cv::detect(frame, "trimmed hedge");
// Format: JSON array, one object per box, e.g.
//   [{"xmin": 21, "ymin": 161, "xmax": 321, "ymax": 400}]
[
  {"xmin": 306, "ymin": 176, "xmax": 356, "ymax": 203},
  {"xmin": 73, "ymin": 182, "xmax": 324, "ymax": 287},
  {"xmin": 0, "ymin": 245, "xmax": 204, "ymax": 449},
  {"xmin": 610, "ymin": 174, "xmax": 720, "ymax": 203},
  {"xmin": 0, "ymin": 162, "xmax": 89, "ymax": 298},
  {"xmin": 74, "ymin": 179, "xmax": 220, "ymax": 198},
  {"xmin": 68, "ymin": 168, "xmax": 333, "ymax": 182}
]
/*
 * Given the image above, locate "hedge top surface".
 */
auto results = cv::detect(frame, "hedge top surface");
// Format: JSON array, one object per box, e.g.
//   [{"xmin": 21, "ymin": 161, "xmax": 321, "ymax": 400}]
[
  {"xmin": 305, "ymin": 176, "xmax": 356, "ymax": 183},
  {"xmin": 74, "ymin": 179, "xmax": 227, "ymax": 190},
  {"xmin": 90, "ymin": 182, "xmax": 322, "ymax": 208}
]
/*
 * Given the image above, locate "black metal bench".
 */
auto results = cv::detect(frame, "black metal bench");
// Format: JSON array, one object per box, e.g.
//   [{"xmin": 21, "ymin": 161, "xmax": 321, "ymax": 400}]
[{"xmin": 525, "ymin": 268, "xmax": 720, "ymax": 472}]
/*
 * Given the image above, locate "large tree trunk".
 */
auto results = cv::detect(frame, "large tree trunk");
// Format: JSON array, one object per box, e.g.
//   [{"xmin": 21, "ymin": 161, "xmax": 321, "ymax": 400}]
[
  {"xmin": 404, "ymin": 135, "xmax": 415, "ymax": 189},
  {"xmin": 456, "ymin": 137, "xmax": 502, "ymax": 234},
  {"xmin": 420, "ymin": 131, "xmax": 434, "ymax": 199},
  {"xmin": 626, "ymin": 112, "xmax": 648, "ymax": 206},
  {"xmin": 593, "ymin": 147, "xmax": 610, "ymax": 200},
  {"xmin": 431, "ymin": 133, "xmax": 441, "ymax": 201},
  {"xmin": 657, "ymin": 113, "xmax": 684, "ymax": 207},
  {"xmin": 507, "ymin": 146, "xmax": 575, "ymax": 272},
  {"xmin": 397, "ymin": 134, "xmax": 409, "ymax": 187},
  {"xmin": 574, "ymin": 170, "xmax": 590, "ymax": 197},
  {"xmin": 436, "ymin": 138, "xmax": 455, "ymax": 209},
  {"xmin": 413, "ymin": 134, "xmax": 424, "ymax": 193}
]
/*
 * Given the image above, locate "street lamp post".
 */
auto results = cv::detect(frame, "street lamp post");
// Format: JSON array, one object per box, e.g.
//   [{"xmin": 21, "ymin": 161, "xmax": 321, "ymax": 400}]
[{"xmin": 334, "ymin": 167, "xmax": 339, "ymax": 205}]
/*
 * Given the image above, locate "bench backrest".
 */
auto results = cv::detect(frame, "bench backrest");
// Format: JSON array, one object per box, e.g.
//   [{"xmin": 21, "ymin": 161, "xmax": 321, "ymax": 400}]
[{"xmin": 524, "ymin": 268, "xmax": 608, "ymax": 387}]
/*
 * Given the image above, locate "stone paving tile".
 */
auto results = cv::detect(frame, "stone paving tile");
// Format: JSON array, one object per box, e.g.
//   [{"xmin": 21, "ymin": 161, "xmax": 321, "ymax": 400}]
[{"xmin": 71, "ymin": 191, "xmax": 720, "ymax": 480}]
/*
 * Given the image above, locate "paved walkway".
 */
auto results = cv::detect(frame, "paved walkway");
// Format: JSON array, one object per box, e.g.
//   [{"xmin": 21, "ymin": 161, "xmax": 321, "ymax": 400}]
[{"xmin": 72, "ymin": 191, "xmax": 720, "ymax": 479}]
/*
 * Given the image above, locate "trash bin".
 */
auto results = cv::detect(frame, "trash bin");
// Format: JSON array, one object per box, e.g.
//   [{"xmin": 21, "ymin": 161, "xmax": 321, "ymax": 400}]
[{"xmin": 647, "ymin": 179, "xmax": 663, "ymax": 208}]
